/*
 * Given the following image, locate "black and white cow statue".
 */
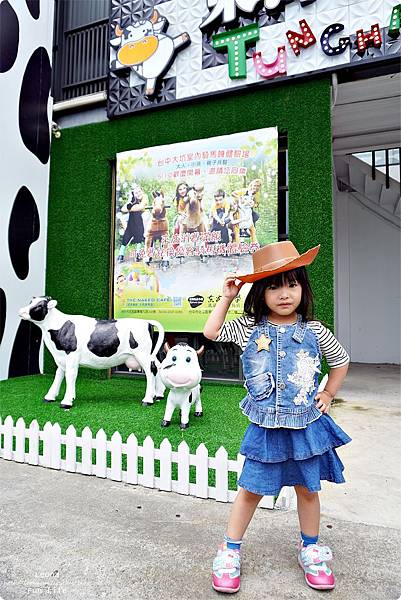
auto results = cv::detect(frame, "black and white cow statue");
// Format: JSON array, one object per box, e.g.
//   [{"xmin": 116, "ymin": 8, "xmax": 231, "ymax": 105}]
[
  {"xmin": 157, "ymin": 342, "xmax": 204, "ymax": 429},
  {"xmin": 19, "ymin": 297, "xmax": 165, "ymax": 409}
]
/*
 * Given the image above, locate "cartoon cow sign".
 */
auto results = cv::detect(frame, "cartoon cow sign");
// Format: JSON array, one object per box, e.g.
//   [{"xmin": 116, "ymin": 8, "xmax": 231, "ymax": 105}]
[
  {"xmin": 157, "ymin": 343, "xmax": 204, "ymax": 429},
  {"xmin": 19, "ymin": 297, "xmax": 165, "ymax": 409},
  {"xmin": 110, "ymin": 9, "xmax": 190, "ymax": 96}
]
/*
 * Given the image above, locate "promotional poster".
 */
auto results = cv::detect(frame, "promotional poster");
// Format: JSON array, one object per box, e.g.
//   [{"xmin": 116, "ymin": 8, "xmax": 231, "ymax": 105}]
[{"xmin": 113, "ymin": 127, "xmax": 278, "ymax": 331}]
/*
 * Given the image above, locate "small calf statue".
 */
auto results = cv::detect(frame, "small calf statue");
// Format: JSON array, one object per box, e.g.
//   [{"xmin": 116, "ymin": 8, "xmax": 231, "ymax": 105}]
[
  {"xmin": 158, "ymin": 342, "xmax": 204, "ymax": 429},
  {"xmin": 19, "ymin": 296, "xmax": 164, "ymax": 409}
]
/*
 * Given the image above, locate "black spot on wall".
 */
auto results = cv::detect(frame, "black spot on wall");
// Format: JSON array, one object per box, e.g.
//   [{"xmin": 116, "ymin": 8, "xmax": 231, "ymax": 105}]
[
  {"xmin": 129, "ymin": 332, "xmax": 138, "ymax": 349},
  {"xmin": 0, "ymin": 289, "xmax": 6, "ymax": 347},
  {"xmin": 19, "ymin": 47, "xmax": 51, "ymax": 164},
  {"xmin": 8, "ymin": 186, "xmax": 40, "ymax": 280},
  {"xmin": 48, "ymin": 320, "xmax": 77, "ymax": 354},
  {"xmin": 26, "ymin": 0, "xmax": 40, "ymax": 19},
  {"xmin": 0, "ymin": 1, "xmax": 19, "ymax": 72},
  {"xmin": 8, "ymin": 320, "xmax": 42, "ymax": 378},
  {"xmin": 87, "ymin": 320, "xmax": 120, "ymax": 357}
]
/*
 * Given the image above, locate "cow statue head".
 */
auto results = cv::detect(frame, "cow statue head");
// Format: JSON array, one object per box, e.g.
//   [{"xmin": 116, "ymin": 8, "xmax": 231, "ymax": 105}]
[
  {"xmin": 110, "ymin": 10, "xmax": 163, "ymax": 55},
  {"xmin": 159, "ymin": 342, "xmax": 204, "ymax": 391},
  {"xmin": 19, "ymin": 296, "xmax": 58, "ymax": 323}
]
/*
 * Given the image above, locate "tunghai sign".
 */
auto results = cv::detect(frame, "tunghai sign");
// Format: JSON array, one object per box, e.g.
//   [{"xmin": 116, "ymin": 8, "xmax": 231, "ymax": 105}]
[{"xmin": 107, "ymin": 0, "xmax": 401, "ymax": 117}]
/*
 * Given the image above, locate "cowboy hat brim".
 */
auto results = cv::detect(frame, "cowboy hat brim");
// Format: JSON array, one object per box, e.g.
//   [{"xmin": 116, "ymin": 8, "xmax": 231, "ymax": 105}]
[{"xmin": 236, "ymin": 244, "xmax": 320, "ymax": 284}]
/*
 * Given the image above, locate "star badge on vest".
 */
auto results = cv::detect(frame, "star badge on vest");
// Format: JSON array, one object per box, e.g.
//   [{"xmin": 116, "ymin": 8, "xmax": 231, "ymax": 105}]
[{"xmin": 255, "ymin": 334, "xmax": 272, "ymax": 352}]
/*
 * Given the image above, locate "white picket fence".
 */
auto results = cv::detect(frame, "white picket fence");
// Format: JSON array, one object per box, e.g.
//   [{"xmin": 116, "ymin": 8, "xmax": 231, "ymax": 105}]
[{"xmin": 0, "ymin": 415, "xmax": 295, "ymax": 509}]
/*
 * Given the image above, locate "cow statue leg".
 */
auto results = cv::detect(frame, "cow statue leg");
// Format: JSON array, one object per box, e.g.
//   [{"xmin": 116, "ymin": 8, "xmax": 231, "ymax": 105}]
[
  {"xmin": 161, "ymin": 392, "xmax": 175, "ymax": 427},
  {"xmin": 154, "ymin": 369, "xmax": 166, "ymax": 401},
  {"xmin": 145, "ymin": 77, "xmax": 156, "ymax": 96},
  {"xmin": 133, "ymin": 350, "xmax": 156, "ymax": 405},
  {"xmin": 192, "ymin": 384, "xmax": 203, "ymax": 417},
  {"xmin": 60, "ymin": 360, "xmax": 79, "ymax": 409},
  {"xmin": 44, "ymin": 366, "xmax": 65, "ymax": 403},
  {"xmin": 179, "ymin": 395, "xmax": 192, "ymax": 429}
]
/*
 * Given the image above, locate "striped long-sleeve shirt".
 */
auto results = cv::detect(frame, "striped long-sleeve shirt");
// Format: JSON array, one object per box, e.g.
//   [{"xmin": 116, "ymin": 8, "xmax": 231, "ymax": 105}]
[{"xmin": 215, "ymin": 315, "xmax": 350, "ymax": 368}]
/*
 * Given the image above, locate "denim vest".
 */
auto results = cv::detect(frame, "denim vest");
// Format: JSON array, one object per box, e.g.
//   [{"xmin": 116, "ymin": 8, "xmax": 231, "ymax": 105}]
[{"xmin": 240, "ymin": 315, "xmax": 322, "ymax": 429}]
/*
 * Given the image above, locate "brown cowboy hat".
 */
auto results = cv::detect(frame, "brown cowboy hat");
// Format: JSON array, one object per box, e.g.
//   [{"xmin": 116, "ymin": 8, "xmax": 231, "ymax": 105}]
[{"xmin": 236, "ymin": 241, "xmax": 320, "ymax": 284}]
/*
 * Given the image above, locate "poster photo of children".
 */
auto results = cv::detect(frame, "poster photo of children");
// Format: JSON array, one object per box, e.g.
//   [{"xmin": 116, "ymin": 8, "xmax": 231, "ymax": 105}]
[{"xmin": 113, "ymin": 127, "xmax": 278, "ymax": 332}]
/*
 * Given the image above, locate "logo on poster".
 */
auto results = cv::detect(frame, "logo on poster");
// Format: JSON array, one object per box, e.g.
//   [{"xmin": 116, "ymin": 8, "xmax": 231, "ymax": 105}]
[{"xmin": 188, "ymin": 295, "xmax": 205, "ymax": 309}]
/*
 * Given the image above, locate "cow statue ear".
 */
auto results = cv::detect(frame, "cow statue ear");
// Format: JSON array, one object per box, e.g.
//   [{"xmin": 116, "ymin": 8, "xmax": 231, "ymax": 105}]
[
  {"xmin": 150, "ymin": 9, "xmax": 159, "ymax": 24},
  {"xmin": 196, "ymin": 345, "xmax": 205, "ymax": 357},
  {"xmin": 164, "ymin": 341, "xmax": 171, "ymax": 353},
  {"xmin": 48, "ymin": 299, "xmax": 58, "ymax": 310}
]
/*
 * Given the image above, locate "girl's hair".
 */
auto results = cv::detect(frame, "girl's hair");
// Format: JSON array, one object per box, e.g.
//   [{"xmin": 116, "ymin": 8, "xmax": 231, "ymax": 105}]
[
  {"xmin": 175, "ymin": 181, "xmax": 188, "ymax": 199},
  {"xmin": 175, "ymin": 181, "xmax": 189, "ymax": 209},
  {"xmin": 243, "ymin": 267, "xmax": 315, "ymax": 323}
]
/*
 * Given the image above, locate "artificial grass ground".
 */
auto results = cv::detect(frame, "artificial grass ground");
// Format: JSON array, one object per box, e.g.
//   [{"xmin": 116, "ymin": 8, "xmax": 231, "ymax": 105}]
[{"xmin": 0, "ymin": 374, "xmax": 249, "ymax": 459}]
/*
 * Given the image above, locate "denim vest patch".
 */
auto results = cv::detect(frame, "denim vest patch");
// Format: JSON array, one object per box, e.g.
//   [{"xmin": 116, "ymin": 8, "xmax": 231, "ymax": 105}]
[{"xmin": 240, "ymin": 315, "xmax": 322, "ymax": 429}]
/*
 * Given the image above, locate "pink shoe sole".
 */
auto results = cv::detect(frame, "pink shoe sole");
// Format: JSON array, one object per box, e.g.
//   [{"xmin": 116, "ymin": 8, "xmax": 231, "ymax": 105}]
[
  {"xmin": 212, "ymin": 582, "xmax": 240, "ymax": 594},
  {"xmin": 298, "ymin": 556, "xmax": 336, "ymax": 590},
  {"xmin": 212, "ymin": 574, "xmax": 240, "ymax": 594}
]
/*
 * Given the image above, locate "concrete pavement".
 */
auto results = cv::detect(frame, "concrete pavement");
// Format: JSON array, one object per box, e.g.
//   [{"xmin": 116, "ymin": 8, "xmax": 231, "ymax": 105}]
[{"xmin": 0, "ymin": 364, "xmax": 400, "ymax": 600}]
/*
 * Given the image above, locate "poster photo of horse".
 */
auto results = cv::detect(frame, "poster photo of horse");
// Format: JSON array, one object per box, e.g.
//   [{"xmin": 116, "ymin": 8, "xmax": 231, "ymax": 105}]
[{"xmin": 113, "ymin": 127, "xmax": 278, "ymax": 332}]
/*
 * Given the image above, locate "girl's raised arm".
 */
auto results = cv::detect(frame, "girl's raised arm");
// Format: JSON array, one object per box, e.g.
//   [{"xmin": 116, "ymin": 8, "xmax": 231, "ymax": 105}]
[{"xmin": 203, "ymin": 274, "xmax": 243, "ymax": 340}]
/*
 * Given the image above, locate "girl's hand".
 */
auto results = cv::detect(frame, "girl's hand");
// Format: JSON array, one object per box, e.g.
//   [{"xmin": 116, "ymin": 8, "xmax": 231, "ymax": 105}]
[
  {"xmin": 315, "ymin": 390, "xmax": 333, "ymax": 413},
  {"xmin": 222, "ymin": 273, "xmax": 244, "ymax": 301}
]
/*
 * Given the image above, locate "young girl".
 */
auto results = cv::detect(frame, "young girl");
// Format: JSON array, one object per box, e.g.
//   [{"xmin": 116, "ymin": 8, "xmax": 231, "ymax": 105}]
[
  {"xmin": 174, "ymin": 181, "xmax": 189, "ymax": 236},
  {"xmin": 203, "ymin": 241, "xmax": 351, "ymax": 594}
]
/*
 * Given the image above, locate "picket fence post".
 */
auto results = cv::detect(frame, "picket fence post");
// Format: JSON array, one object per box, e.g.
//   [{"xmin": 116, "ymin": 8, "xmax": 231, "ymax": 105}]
[
  {"xmin": 15, "ymin": 417, "xmax": 26, "ymax": 463},
  {"xmin": 81, "ymin": 426, "xmax": 93, "ymax": 475},
  {"xmin": 126, "ymin": 433, "xmax": 138, "ymax": 484},
  {"xmin": 215, "ymin": 446, "xmax": 229, "ymax": 502},
  {"xmin": 51, "ymin": 423, "xmax": 62, "ymax": 470},
  {"xmin": 42, "ymin": 422, "xmax": 53, "ymax": 467},
  {"xmin": 177, "ymin": 440, "xmax": 190, "ymax": 495},
  {"xmin": 95, "ymin": 429, "xmax": 107, "ymax": 478},
  {"xmin": 142, "ymin": 436, "xmax": 155, "ymax": 488},
  {"xmin": 28, "ymin": 420, "xmax": 39, "ymax": 465},
  {"xmin": 3, "ymin": 415, "xmax": 13, "ymax": 460},
  {"xmin": 194, "ymin": 443, "xmax": 209, "ymax": 499},
  {"xmin": 159, "ymin": 438, "xmax": 172, "ymax": 491},
  {"xmin": 65, "ymin": 424, "xmax": 77, "ymax": 472},
  {"xmin": 110, "ymin": 431, "xmax": 122, "ymax": 481}
]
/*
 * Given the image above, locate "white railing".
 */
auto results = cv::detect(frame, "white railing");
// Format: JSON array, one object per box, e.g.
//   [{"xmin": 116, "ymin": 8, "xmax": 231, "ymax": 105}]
[{"xmin": 0, "ymin": 416, "xmax": 295, "ymax": 509}]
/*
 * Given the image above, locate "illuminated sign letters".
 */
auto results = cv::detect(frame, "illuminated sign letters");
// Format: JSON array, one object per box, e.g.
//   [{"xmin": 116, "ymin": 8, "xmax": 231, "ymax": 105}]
[
  {"xmin": 201, "ymin": 0, "xmax": 317, "ymax": 29},
  {"xmin": 212, "ymin": 24, "xmax": 260, "ymax": 78},
  {"xmin": 107, "ymin": 1, "xmax": 400, "ymax": 117}
]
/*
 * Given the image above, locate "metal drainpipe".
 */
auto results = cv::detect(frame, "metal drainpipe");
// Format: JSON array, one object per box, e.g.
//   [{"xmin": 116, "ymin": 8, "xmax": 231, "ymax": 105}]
[
  {"xmin": 53, "ymin": 91, "xmax": 107, "ymax": 113},
  {"xmin": 331, "ymin": 73, "xmax": 340, "ymax": 193},
  {"xmin": 331, "ymin": 72, "xmax": 338, "ymax": 107}
]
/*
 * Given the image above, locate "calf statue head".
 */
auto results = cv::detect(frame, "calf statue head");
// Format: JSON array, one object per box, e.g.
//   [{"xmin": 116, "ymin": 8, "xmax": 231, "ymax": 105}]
[{"xmin": 160, "ymin": 342, "xmax": 204, "ymax": 391}]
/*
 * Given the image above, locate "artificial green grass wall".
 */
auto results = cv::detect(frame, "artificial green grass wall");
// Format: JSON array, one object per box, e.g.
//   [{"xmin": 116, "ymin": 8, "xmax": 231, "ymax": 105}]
[{"xmin": 47, "ymin": 77, "xmax": 333, "ymax": 374}]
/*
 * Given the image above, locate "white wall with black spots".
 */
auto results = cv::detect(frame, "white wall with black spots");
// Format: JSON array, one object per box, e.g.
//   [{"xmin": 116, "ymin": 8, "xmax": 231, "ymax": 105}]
[{"xmin": 0, "ymin": 0, "xmax": 55, "ymax": 380}]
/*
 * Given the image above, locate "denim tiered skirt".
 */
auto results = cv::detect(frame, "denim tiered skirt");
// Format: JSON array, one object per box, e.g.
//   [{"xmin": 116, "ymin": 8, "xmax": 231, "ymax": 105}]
[{"xmin": 237, "ymin": 414, "xmax": 351, "ymax": 497}]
